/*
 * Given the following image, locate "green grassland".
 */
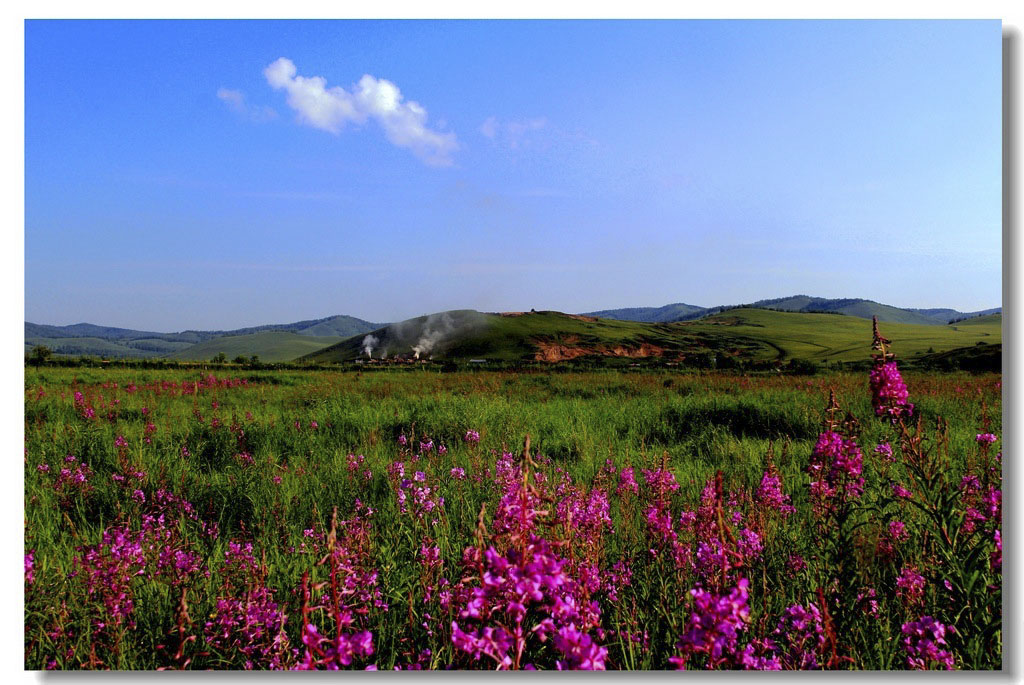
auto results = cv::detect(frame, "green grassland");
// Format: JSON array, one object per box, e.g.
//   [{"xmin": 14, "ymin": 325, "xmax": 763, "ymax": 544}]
[
  {"xmin": 951, "ymin": 313, "xmax": 1002, "ymax": 327},
  {"xmin": 23, "ymin": 366, "xmax": 1000, "ymax": 491},
  {"xmin": 304, "ymin": 309, "xmax": 756, "ymax": 363},
  {"xmin": 24, "ymin": 336, "xmax": 196, "ymax": 359},
  {"xmin": 679, "ymin": 308, "xmax": 1001, "ymax": 363},
  {"xmin": 746, "ymin": 296, "xmax": 947, "ymax": 326},
  {"xmin": 28, "ymin": 309, "xmax": 1001, "ymax": 367},
  {"xmin": 171, "ymin": 331, "xmax": 342, "ymax": 362},
  {"xmin": 25, "ymin": 315, "xmax": 379, "ymax": 361},
  {"xmin": 306, "ymin": 308, "xmax": 1001, "ymax": 367},
  {"xmin": 23, "ymin": 362, "xmax": 1002, "ymax": 669},
  {"xmin": 437, "ymin": 311, "xmax": 707, "ymax": 361}
]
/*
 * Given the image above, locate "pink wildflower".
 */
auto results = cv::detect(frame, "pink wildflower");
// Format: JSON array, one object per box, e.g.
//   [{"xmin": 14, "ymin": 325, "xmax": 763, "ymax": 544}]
[
  {"xmin": 869, "ymin": 361, "xmax": 913, "ymax": 420},
  {"xmin": 896, "ymin": 565, "xmax": 926, "ymax": 606},
  {"xmin": 671, "ymin": 578, "xmax": 751, "ymax": 669},
  {"xmin": 901, "ymin": 617, "xmax": 955, "ymax": 670}
]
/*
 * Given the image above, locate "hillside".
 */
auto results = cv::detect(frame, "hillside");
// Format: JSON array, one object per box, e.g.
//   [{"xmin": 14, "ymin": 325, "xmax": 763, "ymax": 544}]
[
  {"xmin": 910, "ymin": 307, "xmax": 1002, "ymax": 323},
  {"xmin": 25, "ymin": 322, "xmax": 176, "ymax": 341},
  {"xmin": 303, "ymin": 308, "xmax": 1001, "ymax": 367},
  {"xmin": 26, "ymin": 305, "xmax": 1001, "ymax": 364},
  {"xmin": 917, "ymin": 342, "xmax": 1001, "ymax": 372},
  {"xmin": 680, "ymin": 308, "xmax": 1001, "ymax": 362},
  {"xmin": 24, "ymin": 336, "xmax": 194, "ymax": 359},
  {"xmin": 293, "ymin": 315, "xmax": 381, "ymax": 337},
  {"xmin": 726, "ymin": 297, "xmax": 944, "ymax": 326},
  {"xmin": 581, "ymin": 295, "xmax": 1001, "ymax": 326},
  {"xmin": 950, "ymin": 313, "xmax": 1002, "ymax": 327},
  {"xmin": 582, "ymin": 302, "xmax": 706, "ymax": 323},
  {"xmin": 174, "ymin": 314, "xmax": 381, "ymax": 340},
  {"xmin": 171, "ymin": 331, "xmax": 343, "ymax": 363},
  {"xmin": 304, "ymin": 310, "xmax": 693, "ymax": 363},
  {"xmin": 25, "ymin": 314, "xmax": 380, "ymax": 360}
]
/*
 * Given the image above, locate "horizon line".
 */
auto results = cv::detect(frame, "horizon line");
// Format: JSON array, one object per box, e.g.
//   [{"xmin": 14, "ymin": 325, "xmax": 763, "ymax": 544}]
[{"xmin": 24, "ymin": 296, "xmax": 1004, "ymax": 334}]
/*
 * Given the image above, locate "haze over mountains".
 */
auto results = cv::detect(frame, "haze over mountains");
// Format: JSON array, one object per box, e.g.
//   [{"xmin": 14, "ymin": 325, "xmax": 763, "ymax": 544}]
[{"xmin": 25, "ymin": 296, "xmax": 1001, "ymax": 362}]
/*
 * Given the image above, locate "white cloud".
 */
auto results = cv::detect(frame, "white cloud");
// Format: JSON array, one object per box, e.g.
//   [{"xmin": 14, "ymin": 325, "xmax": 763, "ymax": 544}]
[
  {"xmin": 478, "ymin": 116, "xmax": 547, "ymax": 149},
  {"xmin": 479, "ymin": 116, "xmax": 499, "ymax": 139},
  {"xmin": 216, "ymin": 87, "xmax": 277, "ymax": 122},
  {"xmin": 263, "ymin": 57, "xmax": 457, "ymax": 167}
]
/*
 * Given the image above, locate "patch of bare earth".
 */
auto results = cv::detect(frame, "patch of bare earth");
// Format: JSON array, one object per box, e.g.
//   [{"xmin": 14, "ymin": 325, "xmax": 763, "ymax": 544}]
[
  {"xmin": 532, "ymin": 340, "xmax": 666, "ymax": 362},
  {"xmin": 534, "ymin": 345, "xmax": 593, "ymax": 362}
]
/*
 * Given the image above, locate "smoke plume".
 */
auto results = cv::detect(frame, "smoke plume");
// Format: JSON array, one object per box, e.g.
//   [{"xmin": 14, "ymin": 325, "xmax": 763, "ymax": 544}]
[
  {"xmin": 377, "ymin": 310, "xmax": 486, "ymax": 360},
  {"xmin": 362, "ymin": 334, "xmax": 379, "ymax": 358},
  {"xmin": 411, "ymin": 313, "xmax": 455, "ymax": 358}
]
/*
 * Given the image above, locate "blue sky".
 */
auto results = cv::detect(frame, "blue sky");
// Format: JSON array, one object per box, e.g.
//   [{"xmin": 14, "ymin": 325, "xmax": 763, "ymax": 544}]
[{"xmin": 25, "ymin": 20, "xmax": 1002, "ymax": 330}]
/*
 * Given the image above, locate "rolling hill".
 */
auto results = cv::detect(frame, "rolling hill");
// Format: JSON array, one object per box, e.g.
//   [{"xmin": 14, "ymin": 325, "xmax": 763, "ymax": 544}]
[
  {"xmin": 949, "ymin": 313, "xmax": 1002, "ymax": 327},
  {"xmin": 742, "ymin": 296, "xmax": 975, "ymax": 326},
  {"xmin": 304, "ymin": 310, "xmax": 696, "ymax": 364},
  {"xmin": 26, "ymin": 314, "xmax": 380, "ymax": 360},
  {"xmin": 582, "ymin": 302, "xmax": 706, "ymax": 323},
  {"xmin": 23, "ymin": 336, "xmax": 195, "ymax": 359},
  {"xmin": 909, "ymin": 307, "xmax": 1002, "ymax": 323},
  {"xmin": 303, "ymin": 308, "xmax": 1002, "ymax": 367},
  {"xmin": 25, "ymin": 322, "xmax": 181, "ymax": 341},
  {"xmin": 170, "ymin": 331, "xmax": 344, "ymax": 363},
  {"xmin": 292, "ymin": 315, "xmax": 381, "ymax": 337},
  {"xmin": 582, "ymin": 296, "xmax": 1001, "ymax": 326},
  {"xmin": 678, "ymin": 308, "xmax": 1000, "ymax": 362},
  {"xmin": 26, "ymin": 303, "xmax": 1001, "ymax": 365}
]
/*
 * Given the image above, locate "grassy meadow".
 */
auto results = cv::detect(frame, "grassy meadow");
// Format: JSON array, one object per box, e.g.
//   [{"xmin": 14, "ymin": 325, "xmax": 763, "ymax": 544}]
[
  {"xmin": 24, "ymin": 342, "xmax": 1002, "ymax": 669},
  {"xmin": 170, "ymin": 331, "xmax": 344, "ymax": 363},
  {"xmin": 680, "ymin": 309, "xmax": 1001, "ymax": 363},
  {"xmin": 305, "ymin": 308, "xmax": 1001, "ymax": 366}
]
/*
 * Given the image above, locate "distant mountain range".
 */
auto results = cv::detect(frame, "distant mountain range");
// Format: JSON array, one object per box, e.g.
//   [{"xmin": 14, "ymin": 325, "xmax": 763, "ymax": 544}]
[
  {"xmin": 24, "ymin": 315, "xmax": 381, "ymax": 361},
  {"xmin": 25, "ymin": 296, "xmax": 1001, "ymax": 362},
  {"xmin": 582, "ymin": 296, "xmax": 1001, "ymax": 327}
]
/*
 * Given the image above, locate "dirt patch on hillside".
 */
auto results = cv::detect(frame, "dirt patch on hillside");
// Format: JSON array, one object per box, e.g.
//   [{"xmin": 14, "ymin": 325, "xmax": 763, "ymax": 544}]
[
  {"xmin": 534, "ymin": 344, "xmax": 593, "ymax": 362},
  {"xmin": 533, "ymin": 340, "xmax": 666, "ymax": 362},
  {"xmin": 564, "ymin": 314, "xmax": 599, "ymax": 322},
  {"xmin": 500, "ymin": 312, "xmax": 526, "ymax": 317},
  {"xmin": 609, "ymin": 343, "xmax": 665, "ymax": 357}
]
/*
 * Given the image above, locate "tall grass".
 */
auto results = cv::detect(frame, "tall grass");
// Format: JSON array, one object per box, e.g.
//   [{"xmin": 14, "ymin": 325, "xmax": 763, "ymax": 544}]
[{"xmin": 24, "ymin": 360, "xmax": 1001, "ymax": 669}]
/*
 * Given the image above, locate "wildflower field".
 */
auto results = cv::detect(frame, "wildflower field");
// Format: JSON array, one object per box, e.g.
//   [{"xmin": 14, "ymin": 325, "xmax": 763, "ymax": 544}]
[{"xmin": 23, "ymin": 323, "xmax": 1001, "ymax": 670}]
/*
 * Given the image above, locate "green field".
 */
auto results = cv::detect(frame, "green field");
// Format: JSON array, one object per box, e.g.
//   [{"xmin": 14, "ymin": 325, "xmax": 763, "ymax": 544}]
[
  {"xmin": 170, "ymin": 331, "xmax": 343, "ymax": 362},
  {"xmin": 950, "ymin": 313, "xmax": 1002, "ymax": 327},
  {"xmin": 679, "ymin": 308, "xmax": 1001, "ymax": 362},
  {"xmin": 306, "ymin": 308, "xmax": 1001, "ymax": 367},
  {"xmin": 25, "ymin": 315, "xmax": 379, "ymax": 361},
  {"xmin": 27, "ymin": 309, "xmax": 1001, "ymax": 368},
  {"xmin": 24, "ymin": 336, "xmax": 196, "ymax": 359},
  {"xmin": 25, "ymin": 329, "xmax": 1002, "ymax": 670}
]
